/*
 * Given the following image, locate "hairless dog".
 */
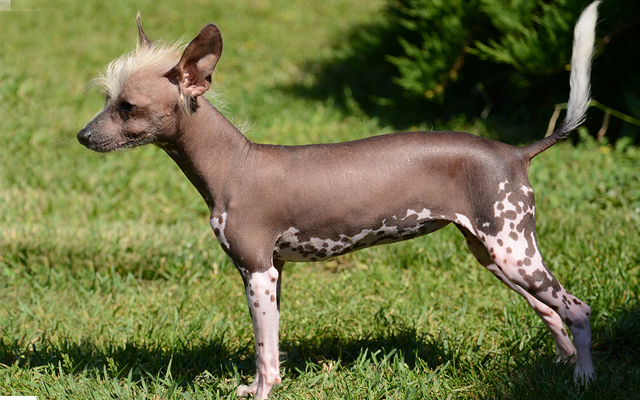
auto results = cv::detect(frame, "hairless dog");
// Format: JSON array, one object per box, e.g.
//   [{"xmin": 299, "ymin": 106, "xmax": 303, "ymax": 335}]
[{"xmin": 78, "ymin": 2, "xmax": 600, "ymax": 398}]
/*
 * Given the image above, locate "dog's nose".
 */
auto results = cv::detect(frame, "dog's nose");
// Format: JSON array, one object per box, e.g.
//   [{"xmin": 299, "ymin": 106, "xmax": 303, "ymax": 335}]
[{"xmin": 77, "ymin": 128, "xmax": 91, "ymax": 146}]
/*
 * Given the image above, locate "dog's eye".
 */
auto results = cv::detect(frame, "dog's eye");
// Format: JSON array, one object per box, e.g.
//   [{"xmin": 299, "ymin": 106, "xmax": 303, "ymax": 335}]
[{"xmin": 118, "ymin": 101, "xmax": 135, "ymax": 113}]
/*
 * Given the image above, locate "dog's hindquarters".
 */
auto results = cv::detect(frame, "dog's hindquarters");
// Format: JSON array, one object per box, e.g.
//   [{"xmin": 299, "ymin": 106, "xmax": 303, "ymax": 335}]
[{"xmin": 456, "ymin": 191, "xmax": 594, "ymax": 382}]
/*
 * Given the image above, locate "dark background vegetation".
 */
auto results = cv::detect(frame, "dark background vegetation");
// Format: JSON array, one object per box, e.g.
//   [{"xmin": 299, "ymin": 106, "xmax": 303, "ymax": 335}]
[{"xmin": 290, "ymin": 0, "xmax": 640, "ymax": 144}]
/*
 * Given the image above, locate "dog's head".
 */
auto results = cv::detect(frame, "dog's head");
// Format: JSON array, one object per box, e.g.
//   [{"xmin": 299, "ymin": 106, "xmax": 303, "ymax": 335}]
[{"xmin": 77, "ymin": 14, "xmax": 222, "ymax": 152}]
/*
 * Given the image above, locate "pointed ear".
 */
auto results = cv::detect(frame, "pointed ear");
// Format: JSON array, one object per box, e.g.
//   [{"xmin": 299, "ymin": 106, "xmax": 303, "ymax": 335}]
[
  {"xmin": 136, "ymin": 11, "xmax": 153, "ymax": 48},
  {"xmin": 165, "ymin": 24, "xmax": 223, "ymax": 98}
]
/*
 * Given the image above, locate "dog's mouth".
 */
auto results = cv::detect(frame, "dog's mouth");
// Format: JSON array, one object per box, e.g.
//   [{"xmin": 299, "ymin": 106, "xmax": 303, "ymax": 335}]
[
  {"xmin": 77, "ymin": 127, "xmax": 154, "ymax": 153},
  {"xmin": 76, "ymin": 128, "xmax": 122, "ymax": 153}
]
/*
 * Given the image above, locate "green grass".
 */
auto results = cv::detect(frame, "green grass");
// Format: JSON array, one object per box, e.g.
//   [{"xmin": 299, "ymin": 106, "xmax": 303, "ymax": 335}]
[{"xmin": 1, "ymin": 0, "xmax": 640, "ymax": 398}]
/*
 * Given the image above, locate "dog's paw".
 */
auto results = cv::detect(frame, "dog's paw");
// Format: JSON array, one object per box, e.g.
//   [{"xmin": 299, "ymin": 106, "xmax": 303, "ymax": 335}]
[
  {"xmin": 574, "ymin": 364, "xmax": 596, "ymax": 387},
  {"xmin": 237, "ymin": 383, "xmax": 256, "ymax": 397}
]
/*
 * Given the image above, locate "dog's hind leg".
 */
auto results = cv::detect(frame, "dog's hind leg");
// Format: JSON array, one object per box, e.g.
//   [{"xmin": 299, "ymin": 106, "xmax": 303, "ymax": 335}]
[
  {"xmin": 457, "ymin": 224, "xmax": 594, "ymax": 383},
  {"xmin": 458, "ymin": 226, "xmax": 576, "ymax": 357}
]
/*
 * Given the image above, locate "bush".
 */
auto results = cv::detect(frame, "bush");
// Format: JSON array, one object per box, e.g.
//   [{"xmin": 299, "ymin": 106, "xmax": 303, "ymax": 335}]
[
  {"xmin": 388, "ymin": 0, "xmax": 586, "ymax": 100},
  {"xmin": 385, "ymin": 0, "xmax": 640, "ymax": 140},
  {"xmin": 294, "ymin": 0, "xmax": 640, "ymax": 142}
]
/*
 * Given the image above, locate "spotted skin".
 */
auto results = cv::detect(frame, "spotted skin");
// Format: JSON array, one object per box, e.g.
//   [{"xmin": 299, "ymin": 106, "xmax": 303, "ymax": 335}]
[
  {"xmin": 237, "ymin": 263, "xmax": 283, "ymax": 399},
  {"xmin": 210, "ymin": 212, "xmax": 230, "ymax": 253},
  {"xmin": 273, "ymin": 210, "xmax": 450, "ymax": 262},
  {"xmin": 455, "ymin": 180, "xmax": 592, "ymax": 375}
]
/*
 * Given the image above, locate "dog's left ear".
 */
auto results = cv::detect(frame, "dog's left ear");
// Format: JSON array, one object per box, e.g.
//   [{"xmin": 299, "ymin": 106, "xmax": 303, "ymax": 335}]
[{"xmin": 165, "ymin": 24, "xmax": 223, "ymax": 98}]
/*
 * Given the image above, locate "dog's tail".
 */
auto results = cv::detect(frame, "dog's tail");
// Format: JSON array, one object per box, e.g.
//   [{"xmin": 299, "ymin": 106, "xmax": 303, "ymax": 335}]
[{"xmin": 520, "ymin": 0, "xmax": 599, "ymax": 161}]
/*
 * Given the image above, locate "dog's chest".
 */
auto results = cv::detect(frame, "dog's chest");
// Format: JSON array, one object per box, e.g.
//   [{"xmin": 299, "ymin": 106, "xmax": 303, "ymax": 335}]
[{"xmin": 273, "ymin": 209, "xmax": 450, "ymax": 262}]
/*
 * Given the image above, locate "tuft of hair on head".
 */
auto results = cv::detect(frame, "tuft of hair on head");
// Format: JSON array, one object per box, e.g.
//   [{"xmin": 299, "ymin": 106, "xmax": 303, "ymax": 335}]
[
  {"xmin": 88, "ymin": 38, "xmax": 225, "ymax": 116},
  {"xmin": 87, "ymin": 39, "xmax": 186, "ymax": 104}
]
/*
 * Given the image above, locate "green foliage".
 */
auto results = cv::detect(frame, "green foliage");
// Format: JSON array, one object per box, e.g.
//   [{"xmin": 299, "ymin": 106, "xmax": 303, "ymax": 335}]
[
  {"xmin": 295, "ymin": 0, "xmax": 640, "ymax": 142},
  {"xmin": 472, "ymin": 0, "xmax": 576, "ymax": 72},
  {"xmin": 387, "ymin": 0, "xmax": 586, "ymax": 100},
  {"xmin": 388, "ymin": 0, "xmax": 640, "ymax": 139},
  {"xmin": 387, "ymin": 0, "xmax": 481, "ymax": 101}
]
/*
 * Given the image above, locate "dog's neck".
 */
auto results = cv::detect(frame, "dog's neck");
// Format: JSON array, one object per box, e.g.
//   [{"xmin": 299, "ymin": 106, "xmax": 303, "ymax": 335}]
[{"xmin": 160, "ymin": 96, "xmax": 253, "ymax": 212}]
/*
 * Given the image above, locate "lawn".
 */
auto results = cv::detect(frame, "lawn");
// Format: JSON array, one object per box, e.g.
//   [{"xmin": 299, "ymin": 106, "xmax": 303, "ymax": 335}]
[{"xmin": 1, "ymin": 0, "xmax": 639, "ymax": 398}]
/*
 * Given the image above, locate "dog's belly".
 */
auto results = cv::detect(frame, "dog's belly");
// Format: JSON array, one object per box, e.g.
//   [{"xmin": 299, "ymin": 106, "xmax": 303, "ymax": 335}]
[{"xmin": 273, "ymin": 218, "xmax": 450, "ymax": 262}]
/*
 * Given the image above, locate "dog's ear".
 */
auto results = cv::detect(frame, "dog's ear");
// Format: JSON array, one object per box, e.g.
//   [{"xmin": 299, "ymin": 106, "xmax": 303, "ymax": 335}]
[
  {"xmin": 136, "ymin": 12, "xmax": 152, "ymax": 48},
  {"xmin": 165, "ymin": 24, "xmax": 223, "ymax": 98}
]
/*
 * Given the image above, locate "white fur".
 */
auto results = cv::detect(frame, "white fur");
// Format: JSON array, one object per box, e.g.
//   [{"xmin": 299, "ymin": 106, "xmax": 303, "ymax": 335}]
[
  {"xmin": 564, "ymin": 1, "xmax": 600, "ymax": 132},
  {"xmin": 90, "ymin": 41, "xmax": 185, "ymax": 100}
]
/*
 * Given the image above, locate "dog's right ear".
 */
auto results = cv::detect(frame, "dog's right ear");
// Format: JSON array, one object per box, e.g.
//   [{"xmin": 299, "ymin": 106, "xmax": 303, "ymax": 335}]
[
  {"xmin": 164, "ymin": 24, "xmax": 223, "ymax": 98},
  {"xmin": 136, "ymin": 11, "xmax": 152, "ymax": 48}
]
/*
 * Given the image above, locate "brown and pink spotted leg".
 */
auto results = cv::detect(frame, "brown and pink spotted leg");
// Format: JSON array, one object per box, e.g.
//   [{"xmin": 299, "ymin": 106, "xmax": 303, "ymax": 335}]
[
  {"xmin": 457, "ymin": 225, "xmax": 594, "ymax": 383},
  {"xmin": 237, "ymin": 259, "xmax": 284, "ymax": 399},
  {"xmin": 458, "ymin": 226, "xmax": 577, "ymax": 357}
]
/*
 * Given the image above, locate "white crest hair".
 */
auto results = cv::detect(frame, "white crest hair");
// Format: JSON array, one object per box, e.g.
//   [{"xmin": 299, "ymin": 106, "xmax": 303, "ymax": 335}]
[{"xmin": 90, "ymin": 40, "xmax": 187, "ymax": 106}]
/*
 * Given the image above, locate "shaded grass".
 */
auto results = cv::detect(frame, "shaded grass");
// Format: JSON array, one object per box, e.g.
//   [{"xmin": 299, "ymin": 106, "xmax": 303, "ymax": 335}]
[{"xmin": 1, "ymin": 0, "xmax": 640, "ymax": 398}]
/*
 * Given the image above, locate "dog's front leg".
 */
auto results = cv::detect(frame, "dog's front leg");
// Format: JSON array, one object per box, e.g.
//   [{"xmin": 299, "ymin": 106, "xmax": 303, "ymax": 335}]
[{"xmin": 237, "ymin": 260, "xmax": 283, "ymax": 399}]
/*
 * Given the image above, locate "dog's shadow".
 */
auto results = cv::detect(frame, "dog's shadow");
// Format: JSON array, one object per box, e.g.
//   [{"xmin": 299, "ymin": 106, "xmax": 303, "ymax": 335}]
[
  {"xmin": 0, "ymin": 321, "xmax": 552, "ymax": 386},
  {"xmin": 2, "ymin": 306, "xmax": 638, "ymax": 397},
  {"xmin": 0, "ymin": 323, "xmax": 457, "ymax": 385},
  {"xmin": 280, "ymin": 323, "xmax": 461, "ymax": 376},
  {"xmin": 0, "ymin": 330, "xmax": 249, "ymax": 386}
]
